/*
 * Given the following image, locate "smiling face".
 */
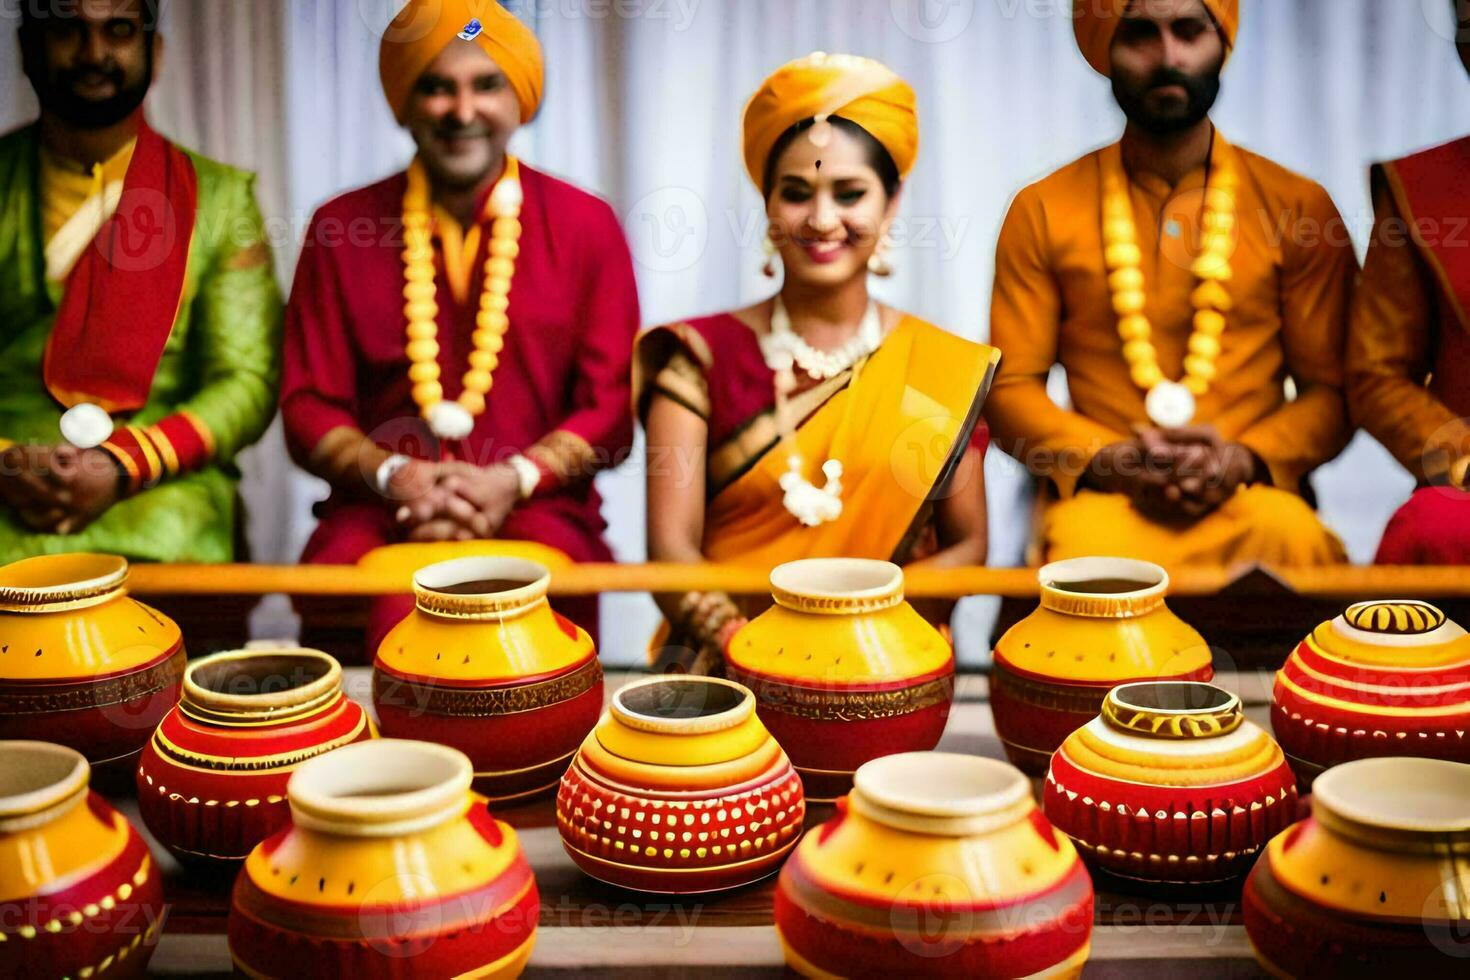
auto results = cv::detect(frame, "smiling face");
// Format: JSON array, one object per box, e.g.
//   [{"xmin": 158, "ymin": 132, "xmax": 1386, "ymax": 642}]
[
  {"xmin": 20, "ymin": 0, "xmax": 158, "ymax": 130},
  {"xmin": 1109, "ymin": 0, "xmax": 1225, "ymax": 135},
  {"xmin": 765, "ymin": 122, "xmax": 900, "ymax": 290},
  {"xmin": 402, "ymin": 40, "xmax": 521, "ymax": 191}
]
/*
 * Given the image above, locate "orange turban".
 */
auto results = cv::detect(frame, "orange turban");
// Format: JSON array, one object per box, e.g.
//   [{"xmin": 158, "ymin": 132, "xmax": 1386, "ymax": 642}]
[
  {"xmin": 379, "ymin": 0, "xmax": 544, "ymax": 124},
  {"xmin": 741, "ymin": 52, "xmax": 918, "ymax": 191},
  {"xmin": 1074, "ymin": 0, "xmax": 1239, "ymax": 77}
]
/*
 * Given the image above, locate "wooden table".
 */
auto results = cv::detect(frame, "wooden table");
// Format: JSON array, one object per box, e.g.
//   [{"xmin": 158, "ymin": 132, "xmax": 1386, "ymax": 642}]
[{"xmin": 122, "ymin": 668, "xmax": 1280, "ymax": 977}]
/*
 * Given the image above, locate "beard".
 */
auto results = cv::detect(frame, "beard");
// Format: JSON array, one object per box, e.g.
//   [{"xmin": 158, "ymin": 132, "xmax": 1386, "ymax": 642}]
[
  {"xmin": 1113, "ymin": 60, "xmax": 1222, "ymax": 135},
  {"xmin": 412, "ymin": 116, "xmax": 504, "ymax": 191},
  {"xmin": 28, "ymin": 46, "xmax": 153, "ymax": 130}
]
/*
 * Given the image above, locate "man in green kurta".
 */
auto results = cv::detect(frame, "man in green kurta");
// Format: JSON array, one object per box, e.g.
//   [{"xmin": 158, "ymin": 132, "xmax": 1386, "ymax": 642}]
[{"xmin": 0, "ymin": 0, "xmax": 281, "ymax": 562}]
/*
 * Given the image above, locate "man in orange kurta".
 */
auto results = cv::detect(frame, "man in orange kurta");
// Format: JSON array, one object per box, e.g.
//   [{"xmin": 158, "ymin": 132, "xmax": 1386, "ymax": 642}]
[
  {"xmin": 1349, "ymin": 8, "xmax": 1470, "ymax": 564},
  {"xmin": 988, "ymin": 0, "xmax": 1354, "ymax": 567}
]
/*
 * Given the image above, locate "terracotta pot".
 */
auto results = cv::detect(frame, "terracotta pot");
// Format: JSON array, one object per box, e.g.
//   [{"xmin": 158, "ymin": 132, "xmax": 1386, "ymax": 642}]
[
  {"xmin": 136, "ymin": 648, "xmax": 374, "ymax": 864},
  {"xmin": 1272, "ymin": 600, "xmax": 1470, "ymax": 788},
  {"xmin": 1244, "ymin": 756, "xmax": 1470, "ymax": 977},
  {"xmin": 372, "ymin": 556, "xmax": 603, "ymax": 803},
  {"xmin": 0, "ymin": 741, "xmax": 165, "ymax": 978},
  {"xmin": 228, "ymin": 738, "xmax": 539, "ymax": 978},
  {"xmin": 557, "ymin": 675, "xmax": 806, "ymax": 893},
  {"xmin": 776, "ymin": 752, "xmax": 1094, "ymax": 977},
  {"xmin": 725, "ymin": 559, "xmax": 954, "ymax": 801},
  {"xmin": 991, "ymin": 556, "xmax": 1213, "ymax": 775},
  {"xmin": 1044, "ymin": 681, "xmax": 1299, "ymax": 887},
  {"xmin": 0, "ymin": 554, "xmax": 184, "ymax": 776}
]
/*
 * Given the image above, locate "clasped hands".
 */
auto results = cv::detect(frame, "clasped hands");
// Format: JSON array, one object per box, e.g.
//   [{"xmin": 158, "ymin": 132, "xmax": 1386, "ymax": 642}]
[
  {"xmin": 386, "ymin": 459, "xmax": 521, "ymax": 542},
  {"xmin": 1086, "ymin": 425, "xmax": 1260, "ymax": 522},
  {"xmin": 0, "ymin": 444, "xmax": 123, "ymax": 535}
]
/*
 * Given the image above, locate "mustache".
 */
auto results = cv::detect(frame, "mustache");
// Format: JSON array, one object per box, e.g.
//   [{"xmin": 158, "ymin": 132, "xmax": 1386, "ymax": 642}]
[
  {"xmin": 1146, "ymin": 68, "xmax": 1202, "ymax": 92},
  {"xmin": 59, "ymin": 65, "xmax": 126, "ymax": 90},
  {"xmin": 433, "ymin": 119, "xmax": 493, "ymax": 139}
]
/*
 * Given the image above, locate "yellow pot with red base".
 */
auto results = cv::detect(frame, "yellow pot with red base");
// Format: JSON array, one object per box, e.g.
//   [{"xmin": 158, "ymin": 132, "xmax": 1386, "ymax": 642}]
[
  {"xmin": 991, "ymin": 557, "xmax": 1213, "ymax": 775},
  {"xmin": 725, "ymin": 559, "xmax": 955, "ymax": 801},
  {"xmin": 557, "ymin": 675, "xmax": 806, "ymax": 893},
  {"xmin": 373, "ymin": 556, "xmax": 602, "ymax": 803},
  {"xmin": 775, "ymin": 752, "xmax": 1094, "ymax": 977}
]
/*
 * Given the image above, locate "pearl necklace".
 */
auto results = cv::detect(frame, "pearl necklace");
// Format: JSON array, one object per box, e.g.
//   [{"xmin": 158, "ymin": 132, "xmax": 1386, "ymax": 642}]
[
  {"xmin": 402, "ymin": 156, "xmax": 523, "ymax": 441},
  {"xmin": 760, "ymin": 297, "xmax": 881, "ymax": 527}
]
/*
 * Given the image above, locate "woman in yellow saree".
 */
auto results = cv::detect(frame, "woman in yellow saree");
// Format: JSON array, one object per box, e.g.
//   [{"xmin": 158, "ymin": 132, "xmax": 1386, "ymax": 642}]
[{"xmin": 636, "ymin": 53, "xmax": 1001, "ymax": 673}]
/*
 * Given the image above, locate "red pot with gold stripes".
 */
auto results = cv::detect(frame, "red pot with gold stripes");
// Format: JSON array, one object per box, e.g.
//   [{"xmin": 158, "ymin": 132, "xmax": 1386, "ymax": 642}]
[
  {"xmin": 557, "ymin": 676, "xmax": 805, "ymax": 893},
  {"xmin": 991, "ymin": 557, "xmax": 1214, "ymax": 776},
  {"xmin": 1, "ymin": 741, "xmax": 165, "ymax": 978},
  {"xmin": 776, "ymin": 752, "xmax": 1094, "ymax": 977},
  {"xmin": 724, "ymin": 559, "xmax": 954, "ymax": 802},
  {"xmin": 228, "ymin": 739, "xmax": 538, "ymax": 978},
  {"xmin": 136, "ymin": 648, "xmax": 374, "ymax": 864},
  {"xmin": 373, "ymin": 557, "xmax": 603, "ymax": 803},
  {"xmin": 0, "ymin": 555, "xmax": 184, "ymax": 783},
  {"xmin": 1272, "ymin": 600, "xmax": 1470, "ymax": 788},
  {"xmin": 1044, "ymin": 681, "xmax": 1299, "ymax": 887}
]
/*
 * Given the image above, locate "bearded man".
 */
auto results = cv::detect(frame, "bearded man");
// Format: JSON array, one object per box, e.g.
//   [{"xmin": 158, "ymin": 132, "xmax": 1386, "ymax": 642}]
[
  {"xmin": 280, "ymin": 0, "xmax": 639, "ymax": 647},
  {"xmin": 986, "ymin": 0, "xmax": 1355, "ymax": 566},
  {"xmin": 0, "ymin": 0, "xmax": 282, "ymax": 561}
]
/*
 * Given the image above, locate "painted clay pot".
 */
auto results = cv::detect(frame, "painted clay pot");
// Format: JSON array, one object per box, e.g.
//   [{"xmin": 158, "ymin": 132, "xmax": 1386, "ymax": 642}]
[
  {"xmin": 991, "ymin": 556, "xmax": 1213, "ymax": 775},
  {"xmin": 0, "ymin": 554, "xmax": 184, "ymax": 776},
  {"xmin": 1244, "ymin": 756, "xmax": 1470, "ymax": 977},
  {"xmin": 1044, "ymin": 681, "xmax": 1299, "ymax": 887},
  {"xmin": 136, "ymin": 648, "xmax": 374, "ymax": 864},
  {"xmin": 775, "ymin": 752, "xmax": 1094, "ymax": 977},
  {"xmin": 373, "ymin": 556, "xmax": 603, "ymax": 803},
  {"xmin": 557, "ymin": 675, "xmax": 806, "ymax": 893},
  {"xmin": 0, "ymin": 741, "xmax": 165, "ymax": 978},
  {"xmin": 725, "ymin": 559, "xmax": 954, "ymax": 801},
  {"xmin": 228, "ymin": 738, "xmax": 539, "ymax": 978},
  {"xmin": 1272, "ymin": 600, "xmax": 1470, "ymax": 788}
]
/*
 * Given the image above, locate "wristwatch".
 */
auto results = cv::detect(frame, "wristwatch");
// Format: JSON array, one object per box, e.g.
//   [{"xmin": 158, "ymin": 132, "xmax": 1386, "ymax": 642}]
[{"xmin": 375, "ymin": 453, "xmax": 412, "ymax": 496}]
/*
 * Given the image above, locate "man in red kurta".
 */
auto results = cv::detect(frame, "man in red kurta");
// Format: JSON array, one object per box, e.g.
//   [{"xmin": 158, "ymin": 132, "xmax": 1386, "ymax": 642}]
[
  {"xmin": 280, "ymin": 0, "xmax": 638, "ymax": 646},
  {"xmin": 1349, "ymin": 6, "xmax": 1470, "ymax": 563}
]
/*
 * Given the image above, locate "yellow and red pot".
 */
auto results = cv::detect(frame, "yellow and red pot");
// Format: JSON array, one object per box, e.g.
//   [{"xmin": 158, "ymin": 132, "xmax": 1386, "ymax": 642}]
[
  {"xmin": 557, "ymin": 675, "xmax": 805, "ymax": 893},
  {"xmin": 373, "ymin": 556, "xmax": 603, "ymax": 803},
  {"xmin": 991, "ymin": 557, "xmax": 1213, "ymax": 775},
  {"xmin": 228, "ymin": 738, "xmax": 538, "ymax": 978},
  {"xmin": 0, "ymin": 554, "xmax": 184, "ymax": 778},
  {"xmin": 1244, "ymin": 756, "xmax": 1470, "ymax": 977},
  {"xmin": 1045, "ymin": 681, "xmax": 1298, "ymax": 886},
  {"xmin": 0, "ymin": 741, "xmax": 165, "ymax": 978},
  {"xmin": 725, "ymin": 559, "xmax": 954, "ymax": 801},
  {"xmin": 136, "ymin": 648, "xmax": 374, "ymax": 864},
  {"xmin": 1272, "ymin": 600, "xmax": 1470, "ymax": 788},
  {"xmin": 776, "ymin": 752, "xmax": 1094, "ymax": 977}
]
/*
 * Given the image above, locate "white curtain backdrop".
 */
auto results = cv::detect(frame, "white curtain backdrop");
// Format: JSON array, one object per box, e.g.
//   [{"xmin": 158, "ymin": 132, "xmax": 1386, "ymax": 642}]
[{"xmin": 4, "ymin": 0, "xmax": 1469, "ymax": 662}]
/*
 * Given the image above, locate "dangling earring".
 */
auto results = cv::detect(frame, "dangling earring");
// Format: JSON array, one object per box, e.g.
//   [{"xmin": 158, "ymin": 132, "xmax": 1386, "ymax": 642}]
[
  {"xmin": 762, "ymin": 230, "xmax": 779, "ymax": 278},
  {"xmin": 867, "ymin": 234, "xmax": 894, "ymax": 277}
]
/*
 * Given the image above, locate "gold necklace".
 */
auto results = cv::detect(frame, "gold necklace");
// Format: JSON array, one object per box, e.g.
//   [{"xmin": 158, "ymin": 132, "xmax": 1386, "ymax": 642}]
[
  {"xmin": 402, "ymin": 156, "xmax": 523, "ymax": 440},
  {"xmin": 1102, "ymin": 143, "xmax": 1235, "ymax": 428}
]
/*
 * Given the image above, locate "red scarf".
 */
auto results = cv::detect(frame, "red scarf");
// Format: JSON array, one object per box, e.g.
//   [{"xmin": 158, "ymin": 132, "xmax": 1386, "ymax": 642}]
[{"xmin": 42, "ymin": 119, "xmax": 198, "ymax": 413}]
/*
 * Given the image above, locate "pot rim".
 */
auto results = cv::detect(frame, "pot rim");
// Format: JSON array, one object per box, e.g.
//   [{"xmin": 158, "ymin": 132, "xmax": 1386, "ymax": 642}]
[
  {"xmin": 287, "ymin": 739, "xmax": 473, "ymax": 838},
  {"xmin": 181, "ymin": 648, "xmax": 343, "ymax": 725},
  {"xmin": 851, "ymin": 752, "xmax": 1033, "ymax": 836},
  {"xmin": 0, "ymin": 553, "xmax": 128, "ymax": 613},
  {"xmin": 1037, "ymin": 556, "xmax": 1168, "ymax": 618},
  {"xmin": 1312, "ymin": 757, "xmax": 1470, "ymax": 842},
  {"xmin": 610, "ymin": 676, "xmax": 755, "ymax": 735},
  {"xmin": 1329, "ymin": 599, "xmax": 1467, "ymax": 649},
  {"xmin": 769, "ymin": 558, "xmax": 904, "ymax": 615},
  {"xmin": 1102, "ymin": 681, "xmax": 1243, "ymax": 739},
  {"xmin": 412, "ymin": 555, "xmax": 551, "ymax": 620},
  {"xmin": 0, "ymin": 740, "xmax": 89, "ymax": 833}
]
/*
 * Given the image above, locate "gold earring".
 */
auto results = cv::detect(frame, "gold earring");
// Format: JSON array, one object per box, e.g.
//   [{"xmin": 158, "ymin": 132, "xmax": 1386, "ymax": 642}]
[{"xmin": 762, "ymin": 230, "xmax": 779, "ymax": 278}]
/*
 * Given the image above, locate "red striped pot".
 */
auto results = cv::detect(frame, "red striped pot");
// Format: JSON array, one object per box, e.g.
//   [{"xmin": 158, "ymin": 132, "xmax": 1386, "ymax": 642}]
[
  {"xmin": 136, "ymin": 648, "xmax": 374, "ymax": 864},
  {"xmin": 228, "ymin": 739, "xmax": 538, "ymax": 978},
  {"xmin": 776, "ymin": 752, "xmax": 1094, "ymax": 977},
  {"xmin": 1044, "ymin": 681, "xmax": 1299, "ymax": 887},
  {"xmin": 1272, "ymin": 600, "xmax": 1470, "ymax": 788},
  {"xmin": 0, "ymin": 741, "xmax": 165, "ymax": 978}
]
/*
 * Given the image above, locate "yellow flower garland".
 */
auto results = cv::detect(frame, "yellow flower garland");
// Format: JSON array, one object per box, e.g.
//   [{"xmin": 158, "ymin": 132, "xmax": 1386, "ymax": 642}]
[
  {"xmin": 402, "ymin": 155, "xmax": 523, "ymax": 439},
  {"xmin": 1101, "ymin": 145, "xmax": 1236, "ymax": 426}
]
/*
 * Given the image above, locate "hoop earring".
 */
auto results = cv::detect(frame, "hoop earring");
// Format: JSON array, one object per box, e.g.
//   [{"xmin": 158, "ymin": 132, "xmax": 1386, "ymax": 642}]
[{"xmin": 762, "ymin": 230, "xmax": 779, "ymax": 278}]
